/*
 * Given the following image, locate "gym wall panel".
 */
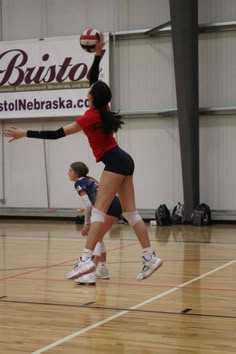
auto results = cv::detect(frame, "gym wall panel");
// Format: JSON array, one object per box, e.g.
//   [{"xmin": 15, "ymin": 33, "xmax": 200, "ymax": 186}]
[
  {"xmin": 1, "ymin": 0, "xmax": 170, "ymax": 41},
  {"xmin": 0, "ymin": 1, "xmax": 2, "ymax": 40},
  {"xmin": 44, "ymin": 0, "xmax": 115, "ymax": 38},
  {"xmin": 0, "ymin": 125, "xmax": 3, "ymax": 202},
  {"xmin": 117, "ymin": 117, "xmax": 183, "ymax": 210},
  {"xmin": 199, "ymin": 32, "xmax": 236, "ymax": 107},
  {"xmin": 1, "ymin": 0, "xmax": 43, "ymax": 40},
  {"xmin": 2, "ymin": 122, "xmax": 48, "ymax": 207},
  {"xmin": 200, "ymin": 115, "xmax": 236, "ymax": 210},
  {"xmin": 113, "ymin": 37, "xmax": 176, "ymax": 112},
  {"xmin": 199, "ymin": 0, "xmax": 236, "ymax": 23},
  {"xmin": 115, "ymin": 0, "xmax": 170, "ymax": 31}
]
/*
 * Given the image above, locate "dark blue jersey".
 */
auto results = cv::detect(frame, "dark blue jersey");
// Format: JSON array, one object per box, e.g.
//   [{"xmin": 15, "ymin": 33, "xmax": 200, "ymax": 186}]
[
  {"xmin": 75, "ymin": 176, "xmax": 98, "ymax": 205},
  {"xmin": 74, "ymin": 176, "xmax": 122, "ymax": 218}
]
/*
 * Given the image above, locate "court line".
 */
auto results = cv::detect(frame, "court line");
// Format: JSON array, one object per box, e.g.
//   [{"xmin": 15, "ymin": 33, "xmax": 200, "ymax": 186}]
[
  {"xmin": 31, "ymin": 259, "xmax": 236, "ymax": 354},
  {"xmin": 0, "ymin": 242, "xmax": 138, "ymax": 281},
  {"xmin": 2, "ymin": 298, "xmax": 236, "ymax": 319},
  {"xmin": 0, "ymin": 257, "xmax": 235, "ymax": 273},
  {"xmin": 0, "ymin": 258, "xmax": 76, "ymax": 281},
  {"xmin": 5, "ymin": 276, "xmax": 236, "ymax": 293}
]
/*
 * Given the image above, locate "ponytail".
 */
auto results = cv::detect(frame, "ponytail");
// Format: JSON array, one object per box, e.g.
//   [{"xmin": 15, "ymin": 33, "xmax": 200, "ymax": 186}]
[
  {"xmin": 90, "ymin": 80, "xmax": 124, "ymax": 134},
  {"xmin": 99, "ymin": 108, "xmax": 124, "ymax": 135}
]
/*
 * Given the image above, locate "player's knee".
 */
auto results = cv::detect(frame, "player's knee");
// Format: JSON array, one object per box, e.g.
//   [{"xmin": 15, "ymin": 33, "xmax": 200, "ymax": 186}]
[
  {"xmin": 91, "ymin": 207, "xmax": 106, "ymax": 223},
  {"xmin": 123, "ymin": 210, "xmax": 142, "ymax": 226}
]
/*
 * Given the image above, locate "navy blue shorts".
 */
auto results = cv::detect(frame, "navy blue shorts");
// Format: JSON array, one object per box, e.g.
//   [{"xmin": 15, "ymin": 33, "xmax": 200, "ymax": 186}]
[
  {"xmin": 107, "ymin": 195, "xmax": 122, "ymax": 218},
  {"xmin": 101, "ymin": 146, "xmax": 135, "ymax": 176}
]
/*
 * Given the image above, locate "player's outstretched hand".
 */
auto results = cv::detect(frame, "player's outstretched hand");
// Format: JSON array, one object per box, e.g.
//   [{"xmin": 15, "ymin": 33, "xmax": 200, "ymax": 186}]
[
  {"xmin": 3, "ymin": 126, "xmax": 27, "ymax": 142},
  {"xmin": 95, "ymin": 33, "xmax": 106, "ymax": 55}
]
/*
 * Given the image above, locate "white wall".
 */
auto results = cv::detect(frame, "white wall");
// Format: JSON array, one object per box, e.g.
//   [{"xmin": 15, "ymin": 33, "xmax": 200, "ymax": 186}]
[
  {"xmin": 1, "ymin": 0, "xmax": 236, "ymax": 214},
  {"xmin": 117, "ymin": 117, "xmax": 183, "ymax": 209},
  {"xmin": 199, "ymin": 32, "xmax": 236, "ymax": 107},
  {"xmin": 112, "ymin": 36, "xmax": 176, "ymax": 112},
  {"xmin": 0, "ymin": 122, "xmax": 3, "ymax": 202},
  {"xmin": 0, "ymin": 0, "xmax": 170, "ymax": 40},
  {"xmin": 200, "ymin": 115, "xmax": 236, "ymax": 210},
  {"xmin": 198, "ymin": 0, "xmax": 236, "ymax": 23}
]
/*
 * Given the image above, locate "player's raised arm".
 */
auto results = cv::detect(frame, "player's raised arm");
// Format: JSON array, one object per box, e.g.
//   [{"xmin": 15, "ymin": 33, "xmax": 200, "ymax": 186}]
[
  {"xmin": 3, "ymin": 122, "xmax": 81, "ymax": 143},
  {"xmin": 89, "ymin": 33, "xmax": 106, "ymax": 86}
]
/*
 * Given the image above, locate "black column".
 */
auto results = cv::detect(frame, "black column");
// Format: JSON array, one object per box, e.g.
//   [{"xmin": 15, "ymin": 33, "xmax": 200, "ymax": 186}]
[{"xmin": 169, "ymin": 0, "xmax": 199, "ymax": 222}]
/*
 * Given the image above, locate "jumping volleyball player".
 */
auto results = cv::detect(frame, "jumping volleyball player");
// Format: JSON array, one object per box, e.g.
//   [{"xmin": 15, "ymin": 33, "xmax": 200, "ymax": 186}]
[
  {"xmin": 68, "ymin": 161, "xmax": 122, "ymax": 284},
  {"xmin": 3, "ymin": 33, "xmax": 163, "ymax": 280}
]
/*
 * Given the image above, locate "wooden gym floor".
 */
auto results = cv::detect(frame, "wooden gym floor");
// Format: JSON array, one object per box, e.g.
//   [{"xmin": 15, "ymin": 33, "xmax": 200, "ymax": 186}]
[{"xmin": 0, "ymin": 219, "xmax": 236, "ymax": 354}]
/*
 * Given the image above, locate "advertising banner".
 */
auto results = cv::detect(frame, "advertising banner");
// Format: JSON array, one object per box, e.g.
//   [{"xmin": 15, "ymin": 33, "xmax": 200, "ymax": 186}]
[{"xmin": 0, "ymin": 34, "xmax": 109, "ymax": 119}]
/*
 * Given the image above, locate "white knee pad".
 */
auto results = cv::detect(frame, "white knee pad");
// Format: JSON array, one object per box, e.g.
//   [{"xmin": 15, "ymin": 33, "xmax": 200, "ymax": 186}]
[
  {"xmin": 91, "ymin": 207, "xmax": 106, "ymax": 223},
  {"xmin": 93, "ymin": 242, "xmax": 102, "ymax": 256},
  {"xmin": 123, "ymin": 210, "xmax": 142, "ymax": 226}
]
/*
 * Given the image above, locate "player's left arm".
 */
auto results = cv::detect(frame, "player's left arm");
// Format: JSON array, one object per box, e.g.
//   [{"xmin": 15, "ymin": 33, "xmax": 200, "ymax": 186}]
[{"xmin": 79, "ymin": 190, "xmax": 93, "ymax": 236}]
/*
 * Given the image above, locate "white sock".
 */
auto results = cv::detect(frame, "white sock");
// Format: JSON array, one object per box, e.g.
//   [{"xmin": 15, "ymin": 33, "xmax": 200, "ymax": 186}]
[
  {"xmin": 98, "ymin": 262, "xmax": 106, "ymax": 268},
  {"xmin": 143, "ymin": 247, "xmax": 153, "ymax": 261},
  {"xmin": 81, "ymin": 248, "xmax": 93, "ymax": 261},
  {"xmin": 93, "ymin": 242, "xmax": 102, "ymax": 257}
]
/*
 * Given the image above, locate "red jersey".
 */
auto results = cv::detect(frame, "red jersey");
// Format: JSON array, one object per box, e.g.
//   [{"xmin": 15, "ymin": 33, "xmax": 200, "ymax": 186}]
[{"xmin": 75, "ymin": 108, "xmax": 118, "ymax": 162}]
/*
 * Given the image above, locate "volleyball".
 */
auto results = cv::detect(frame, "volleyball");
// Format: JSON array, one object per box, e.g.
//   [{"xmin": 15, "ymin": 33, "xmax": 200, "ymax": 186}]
[{"xmin": 80, "ymin": 28, "xmax": 100, "ymax": 53}]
